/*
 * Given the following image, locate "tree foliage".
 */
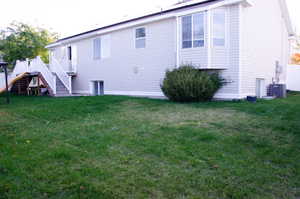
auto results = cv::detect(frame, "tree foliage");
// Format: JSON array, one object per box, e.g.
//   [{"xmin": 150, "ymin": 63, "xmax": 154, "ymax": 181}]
[
  {"xmin": 0, "ymin": 22, "xmax": 58, "ymax": 68},
  {"xmin": 291, "ymin": 53, "xmax": 300, "ymax": 65}
]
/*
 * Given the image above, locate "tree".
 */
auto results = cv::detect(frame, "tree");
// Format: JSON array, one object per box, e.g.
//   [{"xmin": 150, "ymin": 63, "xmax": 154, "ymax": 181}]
[
  {"xmin": 291, "ymin": 53, "xmax": 300, "ymax": 65},
  {"xmin": 0, "ymin": 22, "xmax": 58, "ymax": 69}
]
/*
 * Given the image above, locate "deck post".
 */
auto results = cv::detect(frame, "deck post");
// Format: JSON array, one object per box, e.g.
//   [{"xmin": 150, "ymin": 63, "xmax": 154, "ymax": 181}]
[{"xmin": 69, "ymin": 76, "xmax": 72, "ymax": 95}]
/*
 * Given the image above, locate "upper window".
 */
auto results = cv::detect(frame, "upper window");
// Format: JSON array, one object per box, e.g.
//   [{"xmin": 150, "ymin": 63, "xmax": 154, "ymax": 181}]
[
  {"xmin": 212, "ymin": 8, "xmax": 226, "ymax": 47},
  {"xmin": 67, "ymin": 46, "xmax": 72, "ymax": 61},
  {"xmin": 93, "ymin": 38, "xmax": 101, "ymax": 59},
  {"xmin": 182, "ymin": 13, "xmax": 205, "ymax": 49},
  {"xmin": 93, "ymin": 35, "xmax": 111, "ymax": 60},
  {"xmin": 135, "ymin": 27, "xmax": 146, "ymax": 48}
]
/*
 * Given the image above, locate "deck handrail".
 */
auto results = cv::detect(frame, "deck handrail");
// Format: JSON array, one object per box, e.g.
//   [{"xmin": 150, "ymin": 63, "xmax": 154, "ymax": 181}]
[
  {"xmin": 51, "ymin": 57, "xmax": 71, "ymax": 92},
  {"xmin": 30, "ymin": 57, "xmax": 55, "ymax": 92},
  {"xmin": 12, "ymin": 60, "xmax": 29, "ymax": 77}
]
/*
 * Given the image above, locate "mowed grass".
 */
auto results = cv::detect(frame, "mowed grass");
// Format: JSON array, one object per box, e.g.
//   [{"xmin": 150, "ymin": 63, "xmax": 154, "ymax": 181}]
[{"xmin": 0, "ymin": 93, "xmax": 299, "ymax": 199}]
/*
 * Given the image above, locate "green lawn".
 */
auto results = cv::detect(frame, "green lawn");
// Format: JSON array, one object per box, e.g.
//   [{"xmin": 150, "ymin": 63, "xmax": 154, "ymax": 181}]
[{"xmin": 0, "ymin": 93, "xmax": 299, "ymax": 199}]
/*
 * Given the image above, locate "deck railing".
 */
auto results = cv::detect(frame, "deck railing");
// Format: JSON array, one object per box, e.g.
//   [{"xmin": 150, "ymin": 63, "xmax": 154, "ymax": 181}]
[
  {"xmin": 9, "ymin": 56, "xmax": 71, "ymax": 95},
  {"xmin": 30, "ymin": 57, "xmax": 56, "ymax": 93},
  {"xmin": 50, "ymin": 57, "xmax": 71, "ymax": 94},
  {"xmin": 12, "ymin": 60, "xmax": 29, "ymax": 77}
]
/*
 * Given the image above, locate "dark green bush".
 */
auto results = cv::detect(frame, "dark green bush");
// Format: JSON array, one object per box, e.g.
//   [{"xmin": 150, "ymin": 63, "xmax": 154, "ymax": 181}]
[{"xmin": 161, "ymin": 65, "xmax": 226, "ymax": 102}]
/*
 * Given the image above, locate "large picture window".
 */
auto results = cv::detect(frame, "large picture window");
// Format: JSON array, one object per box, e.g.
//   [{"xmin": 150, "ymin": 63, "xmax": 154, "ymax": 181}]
[
  {"xmin": 213, "ymin": 8, "xmax": 226, "ymax": 47},
  {"xmin": 182, "ymin": 12, "xmax": 204, "ymax": 49}
]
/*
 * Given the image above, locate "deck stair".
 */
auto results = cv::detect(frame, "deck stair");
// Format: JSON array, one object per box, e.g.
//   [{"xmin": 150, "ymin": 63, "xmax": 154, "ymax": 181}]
[
  {"xmin": 9, "ymin": 56, "xmax": 73, "ymax": 97},
  {"xmin": 55, "ymin": 74, "xmax": 71, "ymax": 97}
]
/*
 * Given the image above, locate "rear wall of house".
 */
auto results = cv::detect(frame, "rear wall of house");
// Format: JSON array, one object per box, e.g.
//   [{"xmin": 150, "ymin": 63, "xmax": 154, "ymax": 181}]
[
  {"xmin": 55, "ymin": 18, "xmax": 177, "ymax": 96},
  {"xmin": 240, "ymin": 0, "xmax": 290, "ymax": 96}
]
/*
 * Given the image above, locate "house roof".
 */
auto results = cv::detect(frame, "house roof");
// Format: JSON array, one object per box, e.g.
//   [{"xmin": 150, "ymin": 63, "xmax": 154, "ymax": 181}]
[
  {"xmin": 48, "ymin": 0, "xmax": 219, "ymax": 46},
  {"xmin": 47, "ymin": 0, "xmax": 294, "ymax": 48}
]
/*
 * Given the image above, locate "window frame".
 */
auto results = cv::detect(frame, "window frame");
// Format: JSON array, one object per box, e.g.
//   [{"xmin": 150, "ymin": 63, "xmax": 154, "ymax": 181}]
[
  {"xmin": 212, "ymin": 7, "xmax": 227, "ymax": 48},
  {"xmin": 93, "ymin": 35, "xmax": 111, "ymax": 60},
  {"xmin": 67, "ymin": 45, "xmax": 72, "ymax": 61},
  {"xmin": 134, "ymin": 27, "xmax": 146, "ymax": 49},
  {"xmin": 93, "ymin": 38, "xmax": 101, "ymax": 60},
  {"xmin": 182, "ymin": 15, "xmax": 192, "ymax": 49},
  {"xmin": 101, "ymin": 35, "xmax": 111, "ymax": 59},
  {"xmin": 181, "ymin": 12, "xmax": 205, "ymax": 49}
]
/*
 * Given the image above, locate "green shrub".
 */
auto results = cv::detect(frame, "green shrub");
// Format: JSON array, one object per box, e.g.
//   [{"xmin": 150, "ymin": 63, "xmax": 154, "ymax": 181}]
[{"xmin": 161, "ymin": 65, "xmax": 226, "ymax": 102}]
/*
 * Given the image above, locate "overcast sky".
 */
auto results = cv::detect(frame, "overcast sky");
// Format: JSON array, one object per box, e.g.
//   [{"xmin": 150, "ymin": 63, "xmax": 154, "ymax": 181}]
[{"xmin": 0, "ymin": 0, "xmax": 298, "ymax": 38}]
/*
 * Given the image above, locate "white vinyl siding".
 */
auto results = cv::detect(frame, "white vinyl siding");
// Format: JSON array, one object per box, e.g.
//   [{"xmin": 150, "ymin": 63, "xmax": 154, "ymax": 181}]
[
  {"xmin": 240, "ymin": 0, "xmax": 290, "ymax": 96},
  {"xmin": 101, "ymin": 35, "xmax": 111, "ymax": 59},
  {"xmin": 69, "ymin": 18, "xmax": 176, "ymax": 95},
  {"xmin": 135, "ymin": 27, "xmax": 146, "ymax": 48},
  {"xmin": 215, "ymin": 5, "xmax": 240, "ymax": 96}
]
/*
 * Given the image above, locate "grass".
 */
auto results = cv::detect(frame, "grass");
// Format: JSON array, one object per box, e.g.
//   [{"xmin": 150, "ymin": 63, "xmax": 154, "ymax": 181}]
[{"xmin": 0, "ymin": 93, "xmax": 299, "ymax": 199}]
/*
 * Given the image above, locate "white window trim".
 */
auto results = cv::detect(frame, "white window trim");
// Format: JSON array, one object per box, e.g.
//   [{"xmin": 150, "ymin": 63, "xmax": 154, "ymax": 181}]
[
  {"xmin": 134, "ymin": 26, "xmax": 146, "ymax": 49},
  {"xmin": 93, "ymin": 35, "xmax": 111, "ymax": 61},
  {"xmin": 211, "ymin": 7, "xmax": 228, "ymax": 49},
  {"xmin": 101, "ymin": 35, "xmax": 111, "ymax": 59},
  {"xmin": 181, "ymin": 12, "xmax": 206, "ymax": 49}
]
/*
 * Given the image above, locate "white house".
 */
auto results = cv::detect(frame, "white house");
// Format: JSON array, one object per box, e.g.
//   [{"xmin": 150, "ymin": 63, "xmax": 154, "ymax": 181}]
[{"xmin": 45, "ymin": 0, "xmax": 294, "ymax": 99}]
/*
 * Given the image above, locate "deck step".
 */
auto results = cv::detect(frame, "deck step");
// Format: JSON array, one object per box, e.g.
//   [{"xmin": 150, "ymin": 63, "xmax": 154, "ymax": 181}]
[
  {"xmin": 55, "ymin": 74, "xmax": 69, "ymax": 95},
  {"xmin": 54, "ymin": 94, "xmax": 73, "ymax": 97}
]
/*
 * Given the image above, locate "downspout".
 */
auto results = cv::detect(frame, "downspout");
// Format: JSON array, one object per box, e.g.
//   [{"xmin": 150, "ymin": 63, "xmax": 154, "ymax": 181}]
[
  {"xmin": 176, "ymin": 16, "xmax": 180, "ymax": 68},
  {"xmin": 207, "ymin": 9, "xmax": 212, "ymax": 68}
]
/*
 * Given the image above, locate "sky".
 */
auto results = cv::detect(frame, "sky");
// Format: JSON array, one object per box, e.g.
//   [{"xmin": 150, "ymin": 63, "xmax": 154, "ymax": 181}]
[{"xmin": 0, "ymin": 0, "xmax": 299, "ymax": 38}]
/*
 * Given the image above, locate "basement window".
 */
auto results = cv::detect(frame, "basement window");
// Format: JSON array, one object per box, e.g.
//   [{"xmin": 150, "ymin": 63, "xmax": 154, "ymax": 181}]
[{"xmin": 92, "ymin": 81, "xmax": 104, "ymax": 96}]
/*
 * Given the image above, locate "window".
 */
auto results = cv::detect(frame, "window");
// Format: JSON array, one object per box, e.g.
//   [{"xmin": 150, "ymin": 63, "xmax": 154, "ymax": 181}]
[
  {"xmin": 213, "ymin": 8, "xmax": 226, "ymax": 47},
  {"xmin": 182, "ymin": 13, "xmax": 204, "ymax": 49},
  {"xmin": 67, "ymin": 46, "xmax": 72, "ymax": 61},
  {"xmin": 92, "ymin": 81, "xmax": 104, "ymax": 96},
  {"xmin": 135, "ymin": 27, "xmax": 146, "ymax": 48},
  {"xmin": 93, "ymin": 38, "xmax": 101, "ymax": 59},
  {"xmin": 193, "ymin": 13, "xmax": 205, "ymax": 47},
  {"xmin": 93, "ymin": 35, "xmax": 111, "ymax": 60},
  {"xmin": 182, "ymin": 16, "xmax": 192, "ymax": 48},
  {"xmin": 101, "ymin": 35, "xmax": 111, "ymax": 59}
]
